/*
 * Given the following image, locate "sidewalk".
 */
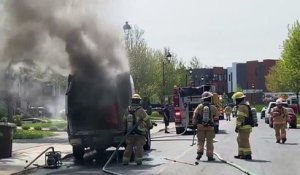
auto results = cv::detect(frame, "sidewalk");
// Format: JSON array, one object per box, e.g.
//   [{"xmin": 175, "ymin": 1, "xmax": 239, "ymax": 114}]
[{"xmin": 0, "ymin": 120, "xmax": 172, "ymax": 175}]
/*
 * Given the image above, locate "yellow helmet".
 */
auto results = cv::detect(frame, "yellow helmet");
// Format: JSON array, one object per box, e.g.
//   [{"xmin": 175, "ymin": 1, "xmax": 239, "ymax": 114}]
[
  {"xmin": 232, "ymin": 92, "xmax": 246, "ymax": 100},
  {"xmin": 132, "ymin": 94, "xmax": 141, "ymax": 100}
]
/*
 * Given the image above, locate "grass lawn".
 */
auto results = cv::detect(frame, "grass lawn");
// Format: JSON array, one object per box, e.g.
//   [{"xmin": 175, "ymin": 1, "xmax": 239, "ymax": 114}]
[
  {"xmin": 14, "ymin": 129, "xmax": 56, "ymax": 139},
  {"xmin": 150, "ymin": 111, "xmax": 163, "ymax": 120},
  {"xmin": 255, "ymin": 104, "xmax": 265, "ymax": 112},
  {"xmin": 22, "ymin": 120, "xmax": 67, "ymax": 129},
  {"xmin": 297, "ymin": 115, "xmax": 300, "ymax": 125}
]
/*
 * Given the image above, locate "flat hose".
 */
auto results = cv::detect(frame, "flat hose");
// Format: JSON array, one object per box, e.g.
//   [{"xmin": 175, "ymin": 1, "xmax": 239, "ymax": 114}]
[
  {"xmin": 212, "ymin": 149, "xmax": 257, "ymax": 175},
  {"xmin": 102, "ymin": 120, "xmax": 143, "ymax": 175}
]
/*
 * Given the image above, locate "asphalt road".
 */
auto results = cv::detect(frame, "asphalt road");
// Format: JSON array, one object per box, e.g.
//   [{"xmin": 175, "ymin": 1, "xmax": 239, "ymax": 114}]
[{"xmin": 24, "ymin": 114, "xmax": 300, "ymax": 175}]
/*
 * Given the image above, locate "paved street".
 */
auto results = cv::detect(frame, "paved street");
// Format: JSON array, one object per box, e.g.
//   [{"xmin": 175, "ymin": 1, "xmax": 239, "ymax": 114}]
[{"xmin": 1, "ymin": 115, "xmax": 300, "ymax": 175}]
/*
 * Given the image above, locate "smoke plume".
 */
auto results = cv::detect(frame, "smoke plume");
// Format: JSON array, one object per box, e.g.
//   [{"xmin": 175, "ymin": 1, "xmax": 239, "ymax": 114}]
[{"xmin": 0, "ymin": 0, "xmax": 129, "ymax": 117}]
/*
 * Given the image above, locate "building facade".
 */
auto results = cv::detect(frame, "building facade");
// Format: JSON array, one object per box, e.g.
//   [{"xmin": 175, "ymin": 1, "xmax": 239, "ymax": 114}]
[{"xmin": 190, "ymin": 59, "xmax": 277, "ymax": 103}]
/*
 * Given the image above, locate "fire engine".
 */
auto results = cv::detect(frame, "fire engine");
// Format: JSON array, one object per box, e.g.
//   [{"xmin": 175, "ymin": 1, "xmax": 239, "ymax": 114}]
[{"xmin": 173, "ymin": 84, "xmax": 224, "ymax": 134}]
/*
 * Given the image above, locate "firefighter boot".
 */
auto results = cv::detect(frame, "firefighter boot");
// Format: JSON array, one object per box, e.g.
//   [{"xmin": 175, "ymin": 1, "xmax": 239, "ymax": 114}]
[
  {"xmin": 196, "ymin": 152, "xmax": 203, "ymax": 160},
  {"xmin": 282, "ymin": 138, "xmax": 287, "ymax": 144},
  {"xmin": 207, "ymin": 157, "xmax": 215, "ymax": 161},
  {"xmin": 244, "ymin": 155, "xmax": 252, "ymax": 160},
  {"xmin": 234, "ymin": 155, "xmax": 245, "ymax": 159},
  {"xmin": 276, "ymin": 139, "xmax": 280, "ymax": 143}
]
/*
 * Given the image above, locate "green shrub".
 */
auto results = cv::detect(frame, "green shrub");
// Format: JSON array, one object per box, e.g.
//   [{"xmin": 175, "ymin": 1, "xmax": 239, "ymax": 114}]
[
  {"xmin": 0, "ymin": 117, "xmax": 8, "ymax": 122},
  {"xmin": 22, "ymin": 126, "xmax": 30, "ymax": 130},
  {"xmin": 150, "ymin": 111, "xmax": 163, "ymax": 120},
  {"xmin": 13, "ymin": 115, "xmax": 23, "ymax": 126},
  {"xmin": 0, "ymin": 107, "xmax": 8, "ymax": 119},
  {"xmin": 14, "ymin": 129, "xmax": 55, "ymax": 139},
  {"xmin": 34, "ymin": 126, "xmax": 42, "ymax": 131},
  {"xmin": 49, "ymin": 126, "xmax": 58, "ymax": 131}
]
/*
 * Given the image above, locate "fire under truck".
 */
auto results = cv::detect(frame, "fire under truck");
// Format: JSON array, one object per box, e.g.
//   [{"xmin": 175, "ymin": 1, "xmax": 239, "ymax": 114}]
[{"xmin": 173, "ymin": 84, "xmax": 224, "ymax": 134}]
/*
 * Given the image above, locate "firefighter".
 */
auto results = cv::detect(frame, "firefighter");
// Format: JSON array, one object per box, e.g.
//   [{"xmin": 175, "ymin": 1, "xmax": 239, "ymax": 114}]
[
  {"xmin": 192, "ymin": 91, "xmax": 218, "ymax": 161},
  {"xmin": 224, "ymin": 105, "xmax": 232, "ymax": 121},
  {"xmin": 270, "ymin": 99, "xmax": 288, "ymax": 144},
  {"xmin": 122, "ymin": 94, "xmax": 153, "ymax": 165},
  {"xmin": 231, "ymin": 92, "xmax": 252, "ymax": 160}
]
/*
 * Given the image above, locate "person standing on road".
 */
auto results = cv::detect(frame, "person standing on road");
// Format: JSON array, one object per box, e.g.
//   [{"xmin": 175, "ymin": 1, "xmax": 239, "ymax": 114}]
[
  {"xmin": 192, "ymin": 91, "xmax": 218, "ymax": 161},
  {"xmin": 224, "ymin": 105, "xmax": 232, "ymax": 121},
  {"xmin": 122, "ymin": 94, "xmax": 153, "ymax": 165},
  {"xmin": 231, "ymin": 92, "xmax": 252, "ymax": 160},
  {"xmin": 163, "ymin": 104, "xmax": 171, "ymax": 133},
  {"xmin": 270, "ymin": 99, "xmax": 288, "ymax": 144}
]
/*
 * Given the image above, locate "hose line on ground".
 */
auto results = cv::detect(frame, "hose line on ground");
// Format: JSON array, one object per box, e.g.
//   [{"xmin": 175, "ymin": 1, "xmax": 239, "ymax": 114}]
[
  {"xmin": 102, "ymin": 120, "xmax": 143, "ymax": 175},
  {"xmin": 212, "ymin": 150, "xmax": 257, "ymax": 175}
]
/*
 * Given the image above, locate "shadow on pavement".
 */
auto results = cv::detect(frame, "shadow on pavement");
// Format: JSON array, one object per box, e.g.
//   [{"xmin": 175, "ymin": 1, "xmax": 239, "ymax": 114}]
[
  {"xmin": 217, "ymin": 130, "xmax": 228, "ymax": 134},
  {"xmin": 283, "ymin": 143, "xmax": 298, "ymax": 145},
  {"xmin": 246, "ymin": 159, "xmax": 272, "ymax": 163}
]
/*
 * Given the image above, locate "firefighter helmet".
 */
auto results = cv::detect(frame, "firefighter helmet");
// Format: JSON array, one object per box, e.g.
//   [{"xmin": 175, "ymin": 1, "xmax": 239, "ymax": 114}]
[
  {"xmin": 132, "ymin": 94, "xmax": 142, "ymax": 100},
  {"xmin": 202, "ymin": 91, "xmax": 213, "ymax": 100},
  {"xmin": 231, "ymin": 92, "xmax": 246, "ymax": 100}
]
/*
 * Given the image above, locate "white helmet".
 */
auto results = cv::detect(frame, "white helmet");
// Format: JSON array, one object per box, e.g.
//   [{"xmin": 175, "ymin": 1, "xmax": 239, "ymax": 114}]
[{"xmin": 276, "ymin": 99, "xmax": 282, "ymax": 105}]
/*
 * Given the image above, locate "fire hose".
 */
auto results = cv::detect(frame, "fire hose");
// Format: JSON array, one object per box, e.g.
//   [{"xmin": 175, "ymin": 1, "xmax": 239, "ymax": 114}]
[{"xmin": 102, "ymin": 121, "xmax": 157, "ymax": 175}]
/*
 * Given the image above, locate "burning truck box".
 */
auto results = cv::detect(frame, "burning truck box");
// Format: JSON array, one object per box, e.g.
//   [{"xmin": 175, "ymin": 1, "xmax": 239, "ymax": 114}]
[{"xmin": 65, "ymin": 72, "xmax": 134, "ymax": 160}]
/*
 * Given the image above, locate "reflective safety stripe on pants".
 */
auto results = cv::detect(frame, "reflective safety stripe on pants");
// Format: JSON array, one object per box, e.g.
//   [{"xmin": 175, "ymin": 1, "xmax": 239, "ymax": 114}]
[{"xmin": 237, "ymin": 128, "xmax": 251, "ymax": 156}]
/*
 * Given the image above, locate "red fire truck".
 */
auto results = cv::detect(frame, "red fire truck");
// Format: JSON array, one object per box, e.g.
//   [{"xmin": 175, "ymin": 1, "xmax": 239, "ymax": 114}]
[{"xmin": 173, "ymin": 84, "xmax": 223, "ymax": 134}]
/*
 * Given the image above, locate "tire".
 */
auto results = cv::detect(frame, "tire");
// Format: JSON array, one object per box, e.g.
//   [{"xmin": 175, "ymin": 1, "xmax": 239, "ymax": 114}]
[
  {"xmin": 214, "ymin": 125, "xmax": 219, "ymax": 134},
  {"xmin": 290, "ymin": 124, "xmax": 297, "ymax": 129},
  {"xmin": 176, "ymin": 127, "xmax": 184, "ymax": 134},
  {"xmin": 144, "ymin": 131, "xmax": 151, "ymax": 150},
  {"xmin": 73, "ymin": 145, "xmax": 85, "ymax": 160}
]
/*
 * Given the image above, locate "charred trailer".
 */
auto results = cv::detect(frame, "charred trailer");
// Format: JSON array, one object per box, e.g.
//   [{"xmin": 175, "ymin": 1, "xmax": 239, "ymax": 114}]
[{"xmin": 65, "ymin": 73, "xmax": 133, "ymax": 160}]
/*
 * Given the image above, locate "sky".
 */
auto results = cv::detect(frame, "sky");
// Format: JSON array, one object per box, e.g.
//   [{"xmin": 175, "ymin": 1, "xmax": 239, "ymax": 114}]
[{"xmin": 106, "ymin": 0, "xmax": 300, "ymax": 68}]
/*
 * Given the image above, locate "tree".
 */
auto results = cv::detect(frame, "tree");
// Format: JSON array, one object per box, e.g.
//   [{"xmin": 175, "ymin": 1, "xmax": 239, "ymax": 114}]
[
  {"xmin": 266, "ymin": 21, "xmax": 300, "ymax": 111},
  {"xmin": 125, "ymin": 26, "xmax": 187, "ymax": 103},
  {"xmin": 189, "ymin": 56, "xmax": 202, "ymax": 69}
]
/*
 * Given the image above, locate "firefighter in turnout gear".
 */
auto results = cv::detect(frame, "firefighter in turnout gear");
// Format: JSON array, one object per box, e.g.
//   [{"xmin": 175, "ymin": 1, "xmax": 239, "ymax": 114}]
[
  {"xmin": 232, "ymin": 92, "xmax": 252, "ymax": 160},
  {"xmin": 122, "ymin": 94, "xmax": 153, "ymax": 165},
  {"xmin": 224, "ymin": 105, "xmax": 232, "ymax": 121},
  {"xmin": 192, "ymin": 91, "xmax": 218, "ymax": 161},
  {"xmin": 271, "ymin": 99, "xmax": 288, "ymax": 144}
]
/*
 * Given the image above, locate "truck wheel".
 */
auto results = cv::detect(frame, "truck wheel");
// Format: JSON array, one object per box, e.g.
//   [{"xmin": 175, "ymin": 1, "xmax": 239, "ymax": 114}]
[
  {"xmin": 290, "ymin": 124, "xmax": 297, "ymax": 129},
  {"xmin": 214, "ymin": 125, "xmax": 219, "ymax": 134},
  {"xmin": 176, "ymin": 127, "xmax": 184, "ymax": 134},
  {"xmin": 73, "ymin": 145, "xmax": 84, "ymax": 160},
  {"xmin": 144, "ymin": 131, "xmax": 151, "ymax": 150}
]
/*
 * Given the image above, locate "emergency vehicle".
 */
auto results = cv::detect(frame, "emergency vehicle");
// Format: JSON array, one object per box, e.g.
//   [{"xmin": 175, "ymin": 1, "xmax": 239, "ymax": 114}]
[{"xmin": 173, "ymin": 84, "xmax": 224, "ymax": 134}]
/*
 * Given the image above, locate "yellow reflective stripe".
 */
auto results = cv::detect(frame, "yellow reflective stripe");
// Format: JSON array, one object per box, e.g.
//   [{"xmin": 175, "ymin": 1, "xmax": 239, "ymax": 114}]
[
  {"xmin": 135, "ymin": 157, "xmax": 143, "ymax": 161},
  {"xmin": 237, "ymin": 111, "xmax": 247, "ymax": 117},
  {"xmin": 143, "ymin": 116, "xmax": 150, "ymax": 121},
  {"xmin": 240, "ymin": 125, "xmax": 252, "ymax": 129}
]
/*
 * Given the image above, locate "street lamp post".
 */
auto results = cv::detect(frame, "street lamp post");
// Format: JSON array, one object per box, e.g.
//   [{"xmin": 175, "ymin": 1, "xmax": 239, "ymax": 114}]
[
  {"xmin": 162, "ymin": 50, "xmax": 171, "ymax": 103},
  {"xmin": 123, "ymin": 21, "xmax": 132, "ymax": 49},
  {"xmin": 251, "ymin": 83, "xmax": 255, "ymax": 106},
  {"xmin": 185, "ymin": 68, "xmax": 192, "ymax": 86}
]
